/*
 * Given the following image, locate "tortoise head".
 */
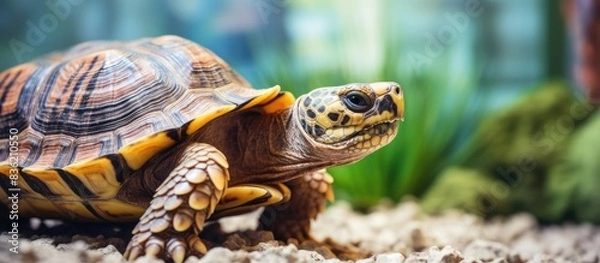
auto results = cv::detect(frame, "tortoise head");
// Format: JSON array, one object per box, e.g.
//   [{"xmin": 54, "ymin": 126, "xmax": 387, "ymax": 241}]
[{"xmin": 294, "ymin": 82, "xmax": 404, "ymax": 156}]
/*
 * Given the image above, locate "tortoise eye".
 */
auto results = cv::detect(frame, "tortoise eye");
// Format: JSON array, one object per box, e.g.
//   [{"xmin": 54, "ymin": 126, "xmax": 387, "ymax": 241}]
[{"xmin": 342, "ymin": 91, "xmax": 373, "ymax": 113}]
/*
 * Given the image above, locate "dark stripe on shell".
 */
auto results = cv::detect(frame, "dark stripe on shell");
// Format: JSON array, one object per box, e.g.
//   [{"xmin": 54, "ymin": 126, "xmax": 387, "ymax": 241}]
[
  {"xmin": 76, "ymin": 56, "xmax": 101, "ymax": 117},
  {"xmin": 21, "ymin": 139, "xmax": 42, "ymax": 167},
  {"xmin": 165, "ymin": 128, "xmax": 181, "ymax": 142},
  {"xmin": 0, "ymin": 70, "xmax": 22, "ymax": 114},
  {"xmin": 191, "ymin": 65, "xmax": 231, "ymax": 89},
  {"xmin": 0, "ymin": 72, "xmax": 13, "ymax": 112},
  {"xmin": 31, "ymin": 81, "xmax": 185, "ymax": 137},
  {"xmin": 106, "ymin": 154, "xmax": 132, "ymax": 183},
  {"xmin": 61, "ymin": 61, "xmax": 89, "ymax": 119},
  {"xmin": 50, "ymin": 62, "xmax": 84, "ymax": 124},
  {"xmin": 55, "ymin": 169, "xmax": 98, "ymax": 199},
  {"xmin": 52, "ymin": 145, "xmax": 72, "ymax": 168},
  {"xmin": 82, "ymin": 201, "xmax": 108, "ymax": 221},
  {"xmin": 21, "ymin": 170, "xmax": 60, "ymax": 198},
  {"xmin": 0, "ymin": 71, "xmax": 11, "ymax": 88},
  {"xmin": 0, "ymin": 65, "xmax": 49, "ymax": 139}
]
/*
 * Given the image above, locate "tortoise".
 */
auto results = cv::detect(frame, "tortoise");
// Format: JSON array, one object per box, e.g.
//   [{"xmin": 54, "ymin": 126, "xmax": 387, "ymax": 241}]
[{"xmin": 0, "ymin": 35, "xmax": 404, "ymax": 262}]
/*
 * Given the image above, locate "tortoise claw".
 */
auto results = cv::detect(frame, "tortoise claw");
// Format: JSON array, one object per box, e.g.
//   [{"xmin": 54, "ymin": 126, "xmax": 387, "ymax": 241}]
[
  {"xmin": 125, "ymin": 231, "xmax": 209, "ymax": 262},
  {"xmin": 187, "ymin": 232, "xmax": 208, "ymax": 254},
  {"xmin": 167, "ymin": 238, "xmax": 187, "ymax": 263},
  {"xmin": 144, "ymin": 236, "xmax": 164, "ymax": 257},
  {"xmin": 124, "ymin": 143, "xmax": 228, "ymax": 262},
  {"xmin": 125, "ymin": 246, "xmax": 142, "ymax": 261}
]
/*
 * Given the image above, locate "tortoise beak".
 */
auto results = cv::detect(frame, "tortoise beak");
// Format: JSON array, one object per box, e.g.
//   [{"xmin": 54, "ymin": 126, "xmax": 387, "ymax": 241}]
[
  {"xmin": 396, "ymin": 93, "xmax": 405, "ymax": 121},
  {"xmin": 392, "ymin": 84, "xmax": 405, "ymax": 121}
]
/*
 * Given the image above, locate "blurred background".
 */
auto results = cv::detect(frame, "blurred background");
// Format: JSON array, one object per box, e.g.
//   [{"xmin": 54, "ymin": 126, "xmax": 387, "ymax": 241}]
[{"xmin": 0, "ymin": 0, "xmax": 598, "ymax": 223}]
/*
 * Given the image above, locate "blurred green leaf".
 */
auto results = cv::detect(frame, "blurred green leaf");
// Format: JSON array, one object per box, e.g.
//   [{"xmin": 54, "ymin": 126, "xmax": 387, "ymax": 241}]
[
  {"xmin": 251, "ymin": 35, "xmax": 484, "ymax": 209},
  {"xmin": 545, "ymin": 111, "xmax": 600, "ymax": 223}
]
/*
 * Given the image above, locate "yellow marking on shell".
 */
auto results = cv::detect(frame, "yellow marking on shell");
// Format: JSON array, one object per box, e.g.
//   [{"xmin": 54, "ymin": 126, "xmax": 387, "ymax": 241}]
[
  {"xmin": 16, "ymin": 198, "xmax": 65, "ymax": 218},
  {"xmin": 91, "ymin": 200, "xmax": 146, "ymax": 221},
  {"xmin": 21, "ymin": 168, "xmax": 82, "ymax": 200},
  {"xmin": 238, "ymin": 85, "xmax": 281, "ymax": 110},
  {"xmin": 119, "ymin": 132, "xmax": 178, "ymax": 170},
  {"xmin": 56, "ymin": 201, "xmax": 101, "ymax": 221},
  {"xmin": 0, "ymin": 167, "xmax": 36, "ymax": 200},
  {"xmin": 63, "ymin": 158, "xmax": 120, "ymax": 199},
  {"xmin": 0, "ymin": 168, "xmax": 73, "ymax": 218},
  {"xmin": 261, "ymin": 91, "xmax": 295, "ymax": 114},
  {"xmin": 2, "ymin": 162, "xmax": 144, "ymax": 222},
  {"xmin": 185, "ymin": 105, "xmax": 236, "ymax": 135},
  {"xmin": 185, "ymin": 86, "xmax": 281, "ymax": 137}
]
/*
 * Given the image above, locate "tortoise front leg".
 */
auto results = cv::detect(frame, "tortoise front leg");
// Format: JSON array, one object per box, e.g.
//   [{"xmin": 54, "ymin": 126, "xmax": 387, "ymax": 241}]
[
  {"xmin": 258, "ymin": 169, "xmax": 334, "ymax": 241},
  {"xmin": 124, "ymin": 143, "xmax": 229, "ymax": 263}
]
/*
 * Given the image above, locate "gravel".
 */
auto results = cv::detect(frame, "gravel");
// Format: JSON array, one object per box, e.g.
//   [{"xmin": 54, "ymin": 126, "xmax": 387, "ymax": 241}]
[{"xmin": 1, "ymin": 200, "xmax": 598, "ymax": 263}]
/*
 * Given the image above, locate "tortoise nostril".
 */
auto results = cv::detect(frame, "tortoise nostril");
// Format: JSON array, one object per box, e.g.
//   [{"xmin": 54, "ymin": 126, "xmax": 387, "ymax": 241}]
[{"xmin": 394, "ymin": 86, "xmax": 400, "ymax": 95}]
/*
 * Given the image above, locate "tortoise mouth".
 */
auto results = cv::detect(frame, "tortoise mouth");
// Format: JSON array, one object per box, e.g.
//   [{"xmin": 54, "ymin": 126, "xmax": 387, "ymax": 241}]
[{"xmin": 332, "ymin": 119, "xmax": 399, "ymax": 148}]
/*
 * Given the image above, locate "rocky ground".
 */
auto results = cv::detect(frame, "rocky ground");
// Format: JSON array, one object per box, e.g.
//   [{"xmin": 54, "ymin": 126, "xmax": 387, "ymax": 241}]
[{"xmin": 1, "ymin": 200, "xmax": 599, "ymax": 263}]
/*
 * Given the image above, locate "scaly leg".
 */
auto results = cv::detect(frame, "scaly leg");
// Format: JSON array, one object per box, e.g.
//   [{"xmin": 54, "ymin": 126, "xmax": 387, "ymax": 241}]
[
  {"xmin": 124, "ymin": 143, "xmax": 229, "ymax": 263},
  {"xmin": 258, "ymin": 169, "xmax": 334, "ymax": 241},
  {"xmin": 258, "ymin": 170, "xmax": 368, "ymax": 259}
]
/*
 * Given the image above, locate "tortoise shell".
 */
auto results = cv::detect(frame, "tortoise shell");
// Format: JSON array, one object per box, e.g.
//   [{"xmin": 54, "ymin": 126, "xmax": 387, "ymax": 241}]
[{"xmin": 0, "ymin": 35, "xmax": 293, "ymax": 221}]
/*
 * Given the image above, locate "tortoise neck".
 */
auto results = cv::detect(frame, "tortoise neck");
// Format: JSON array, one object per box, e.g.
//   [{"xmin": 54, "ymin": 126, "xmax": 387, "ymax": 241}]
[
  {"xmin": 187, "ymin": 104, "xmax": 336, "ymax": 185},
  {"xmin": 226, "ymin": 106, "xmax": 336, "ymax": 184}
]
